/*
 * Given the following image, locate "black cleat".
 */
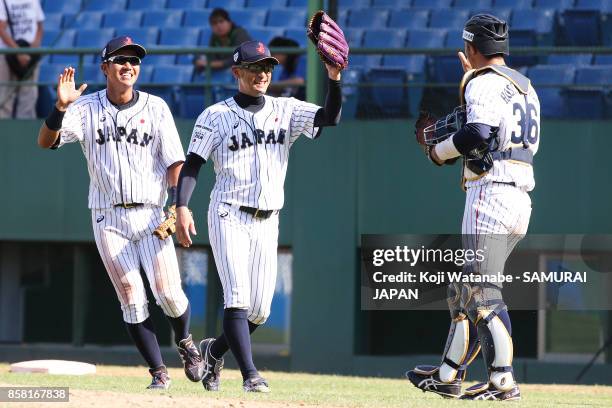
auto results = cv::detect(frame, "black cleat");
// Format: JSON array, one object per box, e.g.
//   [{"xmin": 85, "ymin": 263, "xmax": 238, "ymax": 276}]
[
  {"xmin": 147, "ymin": 365, "xmax": 171, "ymax": 390},
  {"xmin": 243, "ymin": 376, "xmax": 270, "ymax": 393},
  {"xmin": 199, "ymin": 338, "xmax": 224, "ymax": 391},
  {"xmin": 460, "ymin": 382, "xmax": 521, "ymax": 401},
  {"xmin": 405, "ymin": 365, "xmax": 461, "ymax": 399},
  {"xmin": 177, "ymin": 334, "xmax": 204, "ymax": 382}
]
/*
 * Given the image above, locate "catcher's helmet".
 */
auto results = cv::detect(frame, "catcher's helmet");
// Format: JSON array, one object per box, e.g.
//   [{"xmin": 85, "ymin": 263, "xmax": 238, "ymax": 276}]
[{"xmin": 462, "ymin": 14, "xmax": 509, "ymax": 56}]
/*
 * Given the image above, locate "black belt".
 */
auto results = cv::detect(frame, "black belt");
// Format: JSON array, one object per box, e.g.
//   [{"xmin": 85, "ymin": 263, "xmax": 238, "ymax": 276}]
[
  {"xmin": 114, "ymin": 203, "xmax": 144, "ymax": 209},
  {"xmin": 492, "ymin": 181, "xmax": 516, "ymax": 187},
  {"xmin": 239, "ymin": 206, "xmax": 274, "ymax": 219}
]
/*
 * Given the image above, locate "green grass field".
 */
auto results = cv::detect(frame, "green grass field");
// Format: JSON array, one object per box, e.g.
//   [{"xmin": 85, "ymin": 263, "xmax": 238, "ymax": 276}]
[{"xmin": 1, "ymin": 364, "xmax": 611, "ymax": 407}]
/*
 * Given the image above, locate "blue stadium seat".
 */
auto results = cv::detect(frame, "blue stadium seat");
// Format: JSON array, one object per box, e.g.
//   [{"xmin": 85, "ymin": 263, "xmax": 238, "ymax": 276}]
[
  {"xmin": 362, "ymin": 68, "xmax": 409, "ymax": 118},
  {"xmin": 44, "ymin": 13, "xmax": 63, "ymax": 30},
  {"xmin": 84, "ymin": 0, "xmax": 127, "ymax": 12},
  {"xmin": 82, "ymin": 64, "xmax": 106, "ymax": 84},
  {"xmin": 348, "ymin": 9, "xmax": 389, "ymax": 28},
  {"xmin": 76, "ymin": 29, "xmax": 115, "ymax": 48},
  {"xmin": 43, "ymin": 0, "xmax": 81, "ymax": 13},
  {"xmin": 344, "ymin": 28, "xmax": 364, "ymax": 47},
  {"xmin": 267, "ymin": 9, "xmax": 308, "ymax": 27},
  {"xmin": 248, "ymin": 28, "xmax": 285, "ymax": 45},
  {"xmin": 383, "ymin": 55, "xmax": 426, "ymax": 74},
  {"xmin": 103, "ymin": 11, "xmax": 143, "ymax": 28},
  {"xmin": 363, "ymin": 29, "xmax": 406, "ymax": 48},
  {"xmin": 566, "ymin": 66, "xmax": 612, "ymax": 118},
  {"xmin": 199, "ymin": 28, "xmax": 212, "ymax": 45},
  {"xmin": 495, "ymin": 0, "xmax": 532, "ymax": 7},
  {"xmin": 560, "ymin": 8, "xmax": 602, "ymax": 45},
  {"xmin": 76, "ymin": 29, "xmax": 115, "ymax": 63},
  {"xmin": 287, "ymin": 0, "xmax": 308, "ymax": 6},
  {"xmin": 39, "ymin": 64, "xmax": 64, "ymax": 83},
  {"xmin": 128, "ymin": 0, "xmax": 166, "ymax": 10},
  {"xmin": 337, "ymin": 9, "xmax": 349, "ymax": 28},
  {"xmin": 152, "ymin": 66, "xmax": 194, "ymax": 84},
  {"xmin": 208, "ymin": 0, "xmax": 245, "ymax": 8},
  {"xmin": 575, "ymin": 0, "xmax": 612, "ymax": 11},
  {"xmin": 429, "ymin": 9, "xmax": 469, "ymax": 29},
  {"xmin": 230, "ymin": 9, "xmax": 268, "ymax": 28},
  {"xmin": 63, "ymin": 12, "xmax": 103, "ymax": 29},
  {"xmin": 166, "ymin": 0, "xmax": 207, "ymax": 8},
  {"xmin": 183, "ymin": 10, "xmax": 213, "ymax": 27},
  {"xmin": 412, "ymin": 0, "xmax": 451, "ymax": 7},
  {"xmin": 142, "ymin": 11, "xmax": 184, "ymax": 28},
  {"xmin": 284, "ymin": 28, "xmax": 308, "ymax": 47},
  {"xmin": 388, "ymin": 9, "xmax": 430, "ymax": 30},
  {"xmin": 548, "ymin": 54, "xmax": 593, "ymax": 65},
  {"xmin": 116, "ymin": 28, "xmax": 159, "ymax": 47},
  {"xmin": 349, "ymin": 54, "xmax": 382, "ymax": 68},
  {"xmin": 159, "ymin": 28, "xmax": 201, "ymax": 46},
  {"xmin": 179, "ymin": 86, "xmax": 207, "ymax": 119},
  {"xmin": 512, "ymin": 9, "xmax": 555, "ymax": 35},
  {"xmin": 138, "ymin": 65, "xmax": 154, "ymax": 83},
  {"xmin": 528, "ymin": 65, "xmax": 575, "ymax": 118},
  {"xmin": 144, "ymin": 54, "xmax": 177, "ymax": 66},
  {"xmin": 445, "ymin": 30, "xmax": 464, "ymax": 49},
  {"xmin": 406, "ymin": 29, "xmax": 446, "ymax": 48},
  {"xmin": 534, "ymin": 0, "xmax": 573, "ymax": 9},
  {"xmin": 454, "ymin": 0, "xmax": 492, "ymax": 8},
  {"xmin": 594, "ymin": 54, "xmax": 612, "ymax": 64},
  {"xmin": 371, "ymin": 0, "xmax": 413, "ymax": 7},
  {"xmin": 42, "ymin": 30, "xmax": 62, "ymax": 47},
  {"xmin": 50, "ymin": 29, "xmax": 76, "ymax": 47},
  {"xmin": 338, "ymin": 0, "xmax": 371, "ymax": 7},
  {"xmin": 247, "ymin": 0, "xmax": 287, "ymax": 7}
]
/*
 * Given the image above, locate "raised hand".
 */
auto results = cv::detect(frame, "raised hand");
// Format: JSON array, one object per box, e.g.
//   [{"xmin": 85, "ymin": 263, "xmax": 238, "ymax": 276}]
[{"xmin": 56, "ymin": 67, "xmax": 87, "ymax": 111}]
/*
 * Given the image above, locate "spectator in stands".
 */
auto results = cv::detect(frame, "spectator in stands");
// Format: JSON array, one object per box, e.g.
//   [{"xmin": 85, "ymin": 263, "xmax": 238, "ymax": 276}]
[
  {"xmin": 267, "ymin": 36, "xmax": 305, "ymax": 100},
  {"xmin": 194, "ymin": 8, "xmax": 251, "ymax": 72},
  {"xmin": 0, "ymin": 0, "xmax": 44, "ymax": 118}
]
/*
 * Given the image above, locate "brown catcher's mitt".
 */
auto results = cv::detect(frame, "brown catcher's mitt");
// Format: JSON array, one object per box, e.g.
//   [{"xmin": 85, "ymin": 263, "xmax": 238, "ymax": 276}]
[
  {"xmin": 307, "ymin": 10, "xmax": 349, "ymax": 70},
  {"xmin": 153, "ymin": 205, "xmax": 191, "ymax": 240}
]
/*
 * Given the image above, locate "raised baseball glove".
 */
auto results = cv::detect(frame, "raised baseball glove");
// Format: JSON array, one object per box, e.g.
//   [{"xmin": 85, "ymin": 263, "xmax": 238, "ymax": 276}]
[{"xmin": 307, "ymin": 10, "xmax": 349, "ymax": 70}]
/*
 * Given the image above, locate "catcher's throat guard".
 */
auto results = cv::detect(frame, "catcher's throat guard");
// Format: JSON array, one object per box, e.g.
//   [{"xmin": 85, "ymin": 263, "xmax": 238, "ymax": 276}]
[{"xmin": 423, "ymin": 106, "xmax": 467, "ymax": 146}]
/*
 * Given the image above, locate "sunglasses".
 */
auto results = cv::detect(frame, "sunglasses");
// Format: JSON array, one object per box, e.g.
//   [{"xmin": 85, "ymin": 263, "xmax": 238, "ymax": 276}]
[
  {"xmin": 239, "ymin": 63, "xmax": 274, "ymax": 73},
  {"xmin": 105, "ymin": 55, "xmax": 141, "ymax": 66}
]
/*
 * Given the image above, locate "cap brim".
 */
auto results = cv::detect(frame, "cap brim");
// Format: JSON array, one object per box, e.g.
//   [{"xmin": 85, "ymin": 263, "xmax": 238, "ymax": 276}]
[
  {"xmin": 241, "ymin": 56, "xmax": 279, "ymax": 65},
  {"xmin": 110, "ymin": 44, "xmax": 147, "ymax": 59}
]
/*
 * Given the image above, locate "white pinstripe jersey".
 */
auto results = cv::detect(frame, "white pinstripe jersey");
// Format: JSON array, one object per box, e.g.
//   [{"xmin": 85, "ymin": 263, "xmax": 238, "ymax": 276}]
[
  {"xmin": 464, "ymin": 72, "xmax": 540, "ymax": 191},
  {"xmin": 56, "ymin": 90, "xmax": 185, "ymax": 209},
  {"xmin": 188, "ymin": 95, "xmax": 320, "ymax": 210}
]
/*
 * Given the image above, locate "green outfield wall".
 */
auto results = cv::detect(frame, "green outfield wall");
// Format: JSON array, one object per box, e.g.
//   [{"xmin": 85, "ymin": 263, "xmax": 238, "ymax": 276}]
[{"xmin": 1, "ymin": 119, "xmax": 611, "ymax": 382}]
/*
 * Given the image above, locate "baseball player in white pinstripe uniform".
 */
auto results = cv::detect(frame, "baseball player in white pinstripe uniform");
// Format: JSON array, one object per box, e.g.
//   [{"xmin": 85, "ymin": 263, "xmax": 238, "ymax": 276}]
[
  {"xmin": 37, "ymin": 36, "xmax": 203, "ymax": 390},
  {"xmin": 407, "ymin": 15, "xmax": 540, "ymax": 401},
  {"xmin": 175, "ymin": 40, "xmax": 344, "ymax": 393}
]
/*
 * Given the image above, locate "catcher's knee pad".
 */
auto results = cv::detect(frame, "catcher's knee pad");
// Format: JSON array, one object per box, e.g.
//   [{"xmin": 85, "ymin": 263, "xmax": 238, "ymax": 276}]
[
  {"xmin": 475, "ymin": 306, "xmax": 515, "ymax": 392},
  {"xmin": 121, "ymin": 302, "xmax": 150, "ymax": 324},
  {"xmin": 438, "ymin": 315, "xmax": 480, "ymax": 383},
  {"xmin": 154, "ymin": 287, "xmax": 188, "ymax": 318}
]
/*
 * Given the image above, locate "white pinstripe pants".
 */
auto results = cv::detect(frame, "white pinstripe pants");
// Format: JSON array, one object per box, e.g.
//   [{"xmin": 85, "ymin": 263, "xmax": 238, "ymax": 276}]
[
  {"xmin": 208, "ymin": 201, "xmax": 279, "ymax": 325},
  {"xmin": 91, "ymin": 205, "xmax": 188, "ymax": 324}
]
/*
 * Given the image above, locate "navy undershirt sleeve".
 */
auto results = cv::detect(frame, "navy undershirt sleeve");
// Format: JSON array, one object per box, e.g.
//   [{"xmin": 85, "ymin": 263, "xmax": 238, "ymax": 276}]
[
  {"xmin": 176, "ymin": 153, "xmax": 205, "ymax": 207},
  {"xmin": 452, "ymin": 123, "xmax": 497, "ymax": 155},
  {"xmin": 314, "ymin": 78, "xmax": 342, "ymax": 127}
]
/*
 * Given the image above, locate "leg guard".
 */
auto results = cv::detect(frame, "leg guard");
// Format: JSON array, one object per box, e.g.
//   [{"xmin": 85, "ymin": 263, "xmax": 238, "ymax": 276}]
[{"xmin": 474, "ymin": 303, "xmax": 515, "ymax": 392}]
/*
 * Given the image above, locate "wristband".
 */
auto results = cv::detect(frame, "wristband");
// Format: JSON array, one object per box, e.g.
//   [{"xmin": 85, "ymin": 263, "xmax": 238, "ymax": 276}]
[{"xmin": 45, "ymin": 106, "xmax": 65, "ymax": 131}]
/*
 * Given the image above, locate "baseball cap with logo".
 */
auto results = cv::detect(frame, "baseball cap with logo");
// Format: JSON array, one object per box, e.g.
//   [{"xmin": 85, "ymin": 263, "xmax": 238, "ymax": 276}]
[
  {"xmin": 232, "ymin": 40, "xmax": 279, "ymax": 66},
  {"xmin": 101, "ymin": 36, "xmax": 147, "ymax": 61}
]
